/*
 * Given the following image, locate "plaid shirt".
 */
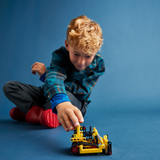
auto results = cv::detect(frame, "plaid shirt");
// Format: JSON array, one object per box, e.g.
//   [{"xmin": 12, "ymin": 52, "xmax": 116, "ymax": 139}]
[{"xmin": 43, "ymin": 46, "xmax": 105, "ymax": 103}]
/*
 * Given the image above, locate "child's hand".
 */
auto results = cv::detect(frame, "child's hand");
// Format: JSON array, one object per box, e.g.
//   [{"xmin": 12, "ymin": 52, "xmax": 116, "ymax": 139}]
[
  {"xmin": 56, "ymin": 101, "xmax": 84, "ymax": 132},
  {"xmin": 31, "ymin": 62, "xmax": 46, "ymax": 77}
]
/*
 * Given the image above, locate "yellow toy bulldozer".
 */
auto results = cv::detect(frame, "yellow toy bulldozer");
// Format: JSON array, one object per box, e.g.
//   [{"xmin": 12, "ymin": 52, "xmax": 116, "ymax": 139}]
[{"xmin": 70, "ymin": 125, "xmax": 112, "ymax": 155}]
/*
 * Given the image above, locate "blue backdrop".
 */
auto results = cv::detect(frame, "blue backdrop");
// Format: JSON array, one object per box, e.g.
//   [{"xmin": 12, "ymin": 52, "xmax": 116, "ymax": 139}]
[{"xmin": 0, "ymin": 0, "xmax": 160, "ymax": 160}]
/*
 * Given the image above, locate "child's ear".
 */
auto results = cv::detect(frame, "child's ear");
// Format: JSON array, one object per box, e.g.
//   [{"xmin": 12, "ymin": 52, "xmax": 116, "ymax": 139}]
[{"xmin": 65, "ymin": 40, "xmax": 69, "ymax": 51}]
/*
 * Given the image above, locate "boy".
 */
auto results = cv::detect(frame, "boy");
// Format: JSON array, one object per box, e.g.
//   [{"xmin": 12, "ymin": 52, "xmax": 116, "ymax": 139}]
[{"xmin": 3, "ymin": 15, "xmax": 105, "ymax": 132}]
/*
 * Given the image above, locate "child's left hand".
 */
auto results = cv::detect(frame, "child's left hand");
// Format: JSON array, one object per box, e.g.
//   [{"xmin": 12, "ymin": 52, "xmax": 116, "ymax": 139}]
[{"xmin": 31, "ymin": 62, "xmax": 46, "ymax": 77}]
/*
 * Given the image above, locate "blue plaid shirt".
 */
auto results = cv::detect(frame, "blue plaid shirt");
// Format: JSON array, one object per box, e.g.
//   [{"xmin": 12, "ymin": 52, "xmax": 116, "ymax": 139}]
[{"xmin": 42, "ymin": 46, "xmax": 105, "ymax": 103}]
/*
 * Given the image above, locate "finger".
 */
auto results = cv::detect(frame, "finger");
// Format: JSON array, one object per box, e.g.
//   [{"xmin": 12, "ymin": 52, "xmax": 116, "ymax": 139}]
[
  {"xmin": 31, "ymin": 71, "xmax": 36, "ymax": 75},
  {"xmin": 32, "ymin": 65, "xmax": 41, "ymax": 72},
  {"xmin": 31, "ymin": 62, "xmax": 39, "ymax": 68},
  {"xmin": 32, "ymin": 65, "xmax": 43, "ymax": 71},
  {"xmin": 31, "ymin": 68, "xmax": 36, "ymax": 75},
  {"xmin": 63, "ymin": 114, "xmax": 74, "ymax": 131},
  {"xmin": 74, "ymin": 108, "xmax": 84, "ymax": 124},
  {"xmin": 68, "ymin": 111, "xmax": 80, "ymax": 128},
  {"xmin": 32, "ymin": 66, "xmax": 39, "ymax": 70},
  {"xmin": 31, "ymin": 62, "xmax": 36, "ymax": 68},
  {"xmin": 60, "ymin": 118, "xmax": 69, "ymax": 132}
]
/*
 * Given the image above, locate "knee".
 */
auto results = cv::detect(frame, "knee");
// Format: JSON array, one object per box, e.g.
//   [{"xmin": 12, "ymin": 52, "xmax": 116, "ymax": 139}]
[{"xmin": 3, "ymin": 81, "xmax": 16, "ymax": 96}]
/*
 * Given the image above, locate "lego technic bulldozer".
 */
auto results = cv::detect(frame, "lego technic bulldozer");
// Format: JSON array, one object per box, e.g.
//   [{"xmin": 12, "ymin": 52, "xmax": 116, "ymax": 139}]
[{"xmin": 70, "ymin": 125, "xmax": 112, "ymax": 155}]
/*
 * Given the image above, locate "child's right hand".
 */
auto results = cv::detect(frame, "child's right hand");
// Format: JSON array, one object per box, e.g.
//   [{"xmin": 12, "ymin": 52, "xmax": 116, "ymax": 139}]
[
  {"xmin": 31, "ymin": 62, "xmax": 46, "ymax": 77},
  {"xmin": 56, "ymin": 101, "xmax": 84, "ymax": 132}
]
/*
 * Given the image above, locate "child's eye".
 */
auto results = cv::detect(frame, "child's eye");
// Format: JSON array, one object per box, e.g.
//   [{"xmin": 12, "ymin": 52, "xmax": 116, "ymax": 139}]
[
  {"xmin": 74, "ymin": 53, "xmax": 79, "ymax": 56},
  {"xmin": 86, "ymin": 56, "xmax": 91, "ymax": 58}
]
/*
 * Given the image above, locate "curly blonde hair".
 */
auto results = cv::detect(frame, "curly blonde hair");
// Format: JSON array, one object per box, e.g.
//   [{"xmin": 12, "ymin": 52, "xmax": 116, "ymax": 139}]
[{"xmin": 66, "ymin": 15, "xmax": 103, "ymax": 55}]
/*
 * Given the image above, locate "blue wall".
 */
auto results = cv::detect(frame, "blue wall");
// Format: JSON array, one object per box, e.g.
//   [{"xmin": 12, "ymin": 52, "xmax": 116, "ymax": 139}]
[{"xmin": 1, "ymin": 0, "xmax": 160, "ymax": 115}]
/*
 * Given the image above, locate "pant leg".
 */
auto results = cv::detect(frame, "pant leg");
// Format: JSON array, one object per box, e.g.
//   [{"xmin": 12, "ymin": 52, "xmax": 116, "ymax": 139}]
[
  {"xmin": 3, "ymin": 80, "xmax": 88, "ymax": 116},
  {"xmin": 3, "ymin": 81, "xmax": 48, "ymax": 114},
  {"xmin": 66, "ymin": 91, "xmax": 88, "ymax": 117}
]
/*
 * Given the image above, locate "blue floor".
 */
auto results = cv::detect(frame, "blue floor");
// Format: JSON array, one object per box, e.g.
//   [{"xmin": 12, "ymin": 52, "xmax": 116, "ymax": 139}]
[
  {"xmin": 1, "ymin": 105, "xmax": 160, "ymax": 160},
  {"xmin": 1, "ymin": 0, "xmax": 160, "ymax": 160}
]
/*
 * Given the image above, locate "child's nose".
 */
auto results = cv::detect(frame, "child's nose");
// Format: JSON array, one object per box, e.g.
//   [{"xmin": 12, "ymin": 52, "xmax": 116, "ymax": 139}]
[{"xmin": 78, "ymin": 57, "xmax": 85, "ymax": 65}]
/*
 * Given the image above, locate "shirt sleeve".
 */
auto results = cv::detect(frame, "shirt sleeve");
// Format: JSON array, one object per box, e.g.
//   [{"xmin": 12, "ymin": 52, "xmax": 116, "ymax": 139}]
[
  {"xmin": 43, "ymin": 47, "xmax": 68, "ymax": 101},
  {"xmin": 50, "ymin": 94, "xmax": 71, "ymax": 114},
  {"xmin": 39, "ymin": 72, "xmax": 46, "ymax": 82}
]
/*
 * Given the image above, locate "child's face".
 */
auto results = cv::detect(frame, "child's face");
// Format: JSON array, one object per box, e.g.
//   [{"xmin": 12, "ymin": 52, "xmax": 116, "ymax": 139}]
[{"xmin": 65, "ymin": 40, "xmax": 95, "ymax": 71}]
